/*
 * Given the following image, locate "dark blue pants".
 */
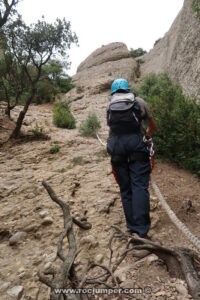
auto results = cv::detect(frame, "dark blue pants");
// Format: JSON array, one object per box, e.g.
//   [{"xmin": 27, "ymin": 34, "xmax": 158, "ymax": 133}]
[{"xmin": 107, "ymin": 133, "xmax": 151, "ymax": 237}]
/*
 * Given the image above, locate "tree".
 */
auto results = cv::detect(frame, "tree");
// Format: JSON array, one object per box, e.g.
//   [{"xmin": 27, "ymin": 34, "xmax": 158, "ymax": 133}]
[
  {"xmin": 130, "ymin": 47, "xmax": 147, "ymax": 59},
  {"xmin": 34, "ymin": 60, "xmax": 74, "ymax": 104},
  {"xmin": 0, "ymin": 0, "xmax": 19, "ymax": 28},
  {"xmin": 1, "ymin": 17, "xmax": 78, "ymax": 138}
]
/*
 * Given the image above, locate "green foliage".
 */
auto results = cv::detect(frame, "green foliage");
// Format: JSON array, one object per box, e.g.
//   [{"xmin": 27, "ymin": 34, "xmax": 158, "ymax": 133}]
[
  {"xmin": 136, "ymin": 73, "xmax": 200, "ymax": 177},
  {"xmin": 79, "ymin": 113, "xmax": 101, "ymax": 138},
  {"xmin": 50, "ymin": 144, "xmax": 61, "ymax": 154},
  {"xmin": 32, "ymin": 123, "xmax": 45, "ymax": 137},
  {"xmin": 192, "ymin": 0, "xmax": 200, "ymax": 19},
  {"xmin": 0, "ymin": 52, "xmax": 29, "ymax": 106},
  {"xmin": 55, "ymin": 75, "xmax": 74, "ymax": 94},
  {"xmin": 34, "ymin": 61, "xmax": 74, "ymax": 104},
  {"xmin": 0, "ymin": 58, "xmax": 74, "ymax": 105},
  {"xmin": 53, "ymin": 102, "xmax": 76, "ymax": 129},
  {"xmin": 130, "ymin": 48, "xmax": 147, "ymax": 59}
]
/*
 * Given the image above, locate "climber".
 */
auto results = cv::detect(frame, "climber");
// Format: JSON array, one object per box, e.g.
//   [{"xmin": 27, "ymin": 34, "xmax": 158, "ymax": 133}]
[{"xmin": 106, "ymin": 78, "xmax": 157, "ymax": 238}]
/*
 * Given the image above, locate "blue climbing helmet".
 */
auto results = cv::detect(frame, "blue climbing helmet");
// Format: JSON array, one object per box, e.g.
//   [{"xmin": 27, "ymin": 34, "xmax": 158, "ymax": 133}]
[{"xmin": 111, "ymin": 78, "xmax": 130, "ymax": 95}]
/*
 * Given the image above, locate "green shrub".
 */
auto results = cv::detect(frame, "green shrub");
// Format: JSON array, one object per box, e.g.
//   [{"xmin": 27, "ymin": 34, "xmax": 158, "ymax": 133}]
[
  {"xmin": 32, "ymin": 123, "xmax": 45, "ymax": 137},
  {"xmin": 130, "ymin": 48, "xmax": 147, "ymax": 59},
  {"xmin": 53, "ymin": 103, "xmax": 76, "ymax": 129},
  {"xmin": 50, "ymin": 144, "xmax": 60, "ymax": 154},
  {"xmin": 136, "ymin": 73, "xmax": 200, "ymax": 177},
  {"xmin": 79, "ymin": 113, "xmax": 101, "ymax": 138}
]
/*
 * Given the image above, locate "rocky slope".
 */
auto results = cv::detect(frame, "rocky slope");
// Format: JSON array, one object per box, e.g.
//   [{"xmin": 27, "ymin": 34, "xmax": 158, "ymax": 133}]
[
  {"xmin": 1, "ymin": 94, "xmax": 200, "ymax": 299},
  {"xmin": 141, "ymin": 0, "xmax": 200, "ymax": 97}
]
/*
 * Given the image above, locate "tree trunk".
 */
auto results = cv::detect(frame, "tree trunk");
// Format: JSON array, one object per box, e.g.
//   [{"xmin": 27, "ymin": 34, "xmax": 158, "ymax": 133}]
[
  {"xmin": 5, "ymin": 105, "xmax": 11, "ymax": 119},
  {"xmin": 10, "ymin": 90, "xmax": 35, "ymax": 138},
  {"xmin": 10, "ymin": 110, "xmax": 26, "ymax": 138}
]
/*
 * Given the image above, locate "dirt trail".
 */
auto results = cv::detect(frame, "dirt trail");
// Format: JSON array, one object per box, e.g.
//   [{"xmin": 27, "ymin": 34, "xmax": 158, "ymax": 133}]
[{"xmin": 0, "ymin": 96, "xmax": 200, "ymax": 300}]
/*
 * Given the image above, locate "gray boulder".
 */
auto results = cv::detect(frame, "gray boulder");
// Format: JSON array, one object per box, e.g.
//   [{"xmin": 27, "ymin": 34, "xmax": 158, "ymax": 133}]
[
  {"xmin": 9, "ymin": 231, "xmax": 27, "ymax": 246},
  {"xmin": 72, "ymin": 42, "xmax": 137, "ymax": 95}
]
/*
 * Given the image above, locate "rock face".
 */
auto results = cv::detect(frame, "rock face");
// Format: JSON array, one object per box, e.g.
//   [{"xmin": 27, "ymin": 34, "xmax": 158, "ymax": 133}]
[
  {"xmin": 141, "ymin": 0, "xmax": 200, "ymax": 97},
  {"xmin": 72, "ymin": 42, "xmax": 137, "ymax": 95}
]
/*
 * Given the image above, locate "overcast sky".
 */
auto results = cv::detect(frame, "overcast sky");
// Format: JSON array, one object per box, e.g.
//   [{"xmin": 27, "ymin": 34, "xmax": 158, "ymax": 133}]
[{"xmin": 18, "ymin": 0, "xmax": 184, "ymax": 76}]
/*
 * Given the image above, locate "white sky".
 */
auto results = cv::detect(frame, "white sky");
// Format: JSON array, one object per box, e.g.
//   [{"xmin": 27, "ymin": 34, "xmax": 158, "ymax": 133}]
[{"xmin": 18, "ymin": 0, "xmax": 184, "ymax": 76}]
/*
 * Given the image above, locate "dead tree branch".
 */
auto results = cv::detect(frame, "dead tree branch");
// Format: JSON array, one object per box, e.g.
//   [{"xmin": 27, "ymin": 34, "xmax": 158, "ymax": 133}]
[
  {"xmin": 112, "ymin": 226, "xmax": 200, "ymax": 300},
  {"xmin": 38, "ymin": 180, "xmax": 80, "ymax": 300}
]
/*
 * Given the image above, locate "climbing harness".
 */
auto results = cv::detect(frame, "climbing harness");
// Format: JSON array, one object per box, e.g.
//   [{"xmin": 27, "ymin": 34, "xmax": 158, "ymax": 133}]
[{"xmin": 96, "ymin": 132, "xmax": 200, "ymax": 252}]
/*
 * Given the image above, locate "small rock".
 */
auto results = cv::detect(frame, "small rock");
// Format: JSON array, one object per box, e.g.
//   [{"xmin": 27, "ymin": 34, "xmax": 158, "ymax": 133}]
[
  {"xmin": 41, "ymin": 217, "xmax": 53, "ymax": 226},
  {"xmin": 175, "ymin": 283, "xmax": 188, "ymax": 296},
  {"xmin": 120, "ymin": 279, "xmax": 133, "ymax": 288},
  {"xmin": 146, "ymin": 254, "xmax": 159, "ymax": 265},
  {"xmin": 154, "ymin": 291, "xmax": 166, "ymax": 297},
  {"xmin": 0, "ymin": 282, "xmax": 11, "ymax": 292},
  {"xmin": 80, "ymin": 235, "xmax": 99, "ymax": 248},
  {"xmin": 44, "ymin": 262, "xmax": 52, "ymax": 271},
  {"xmin": 39, "ymin": 210, "xmax": 48, "ymax": 218},
  {"xmin": 9, "ymin": 232, "xmax": 27, "ymax": 246},
  {"xmin": 95, "ymin": 254, "xmax": 104, "ymax": 264},
  {"xmin": 18, "ymin": 272, "xmax": 26, "ymax": 279},
  {"xmin": 24, "ymin": 224, "xmax": 39, "ymax": 233},
  {"xmin": 7, "ymin": 285, "xmax": 24, "ymax": 299},
  {"xmin": 17, "ymin": 267, "xmax": 25, "ymax": 274},
  {"xmin": 27, "ymin": 193, "xmax": 35, "ymax": 199},
  {"xmin": 44, "ymin": 252, "xmax": 57, "ymax": 263}
]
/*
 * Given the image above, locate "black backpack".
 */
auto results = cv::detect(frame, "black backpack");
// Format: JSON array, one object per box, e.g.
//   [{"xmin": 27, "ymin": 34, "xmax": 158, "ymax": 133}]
[{"xmin": 107, "ymin": 93, "xmax": 142, "ymax": 131}]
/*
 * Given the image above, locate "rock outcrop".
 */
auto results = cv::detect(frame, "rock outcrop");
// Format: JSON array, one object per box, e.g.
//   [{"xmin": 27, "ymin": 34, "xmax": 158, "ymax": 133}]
[
  {"xmin": 141, "ymin": 0, "xmax": 200, "ymax": 97},
  {"xmin": 72, "ymin": 42, "xmax": 137, "ymax": 95}
]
